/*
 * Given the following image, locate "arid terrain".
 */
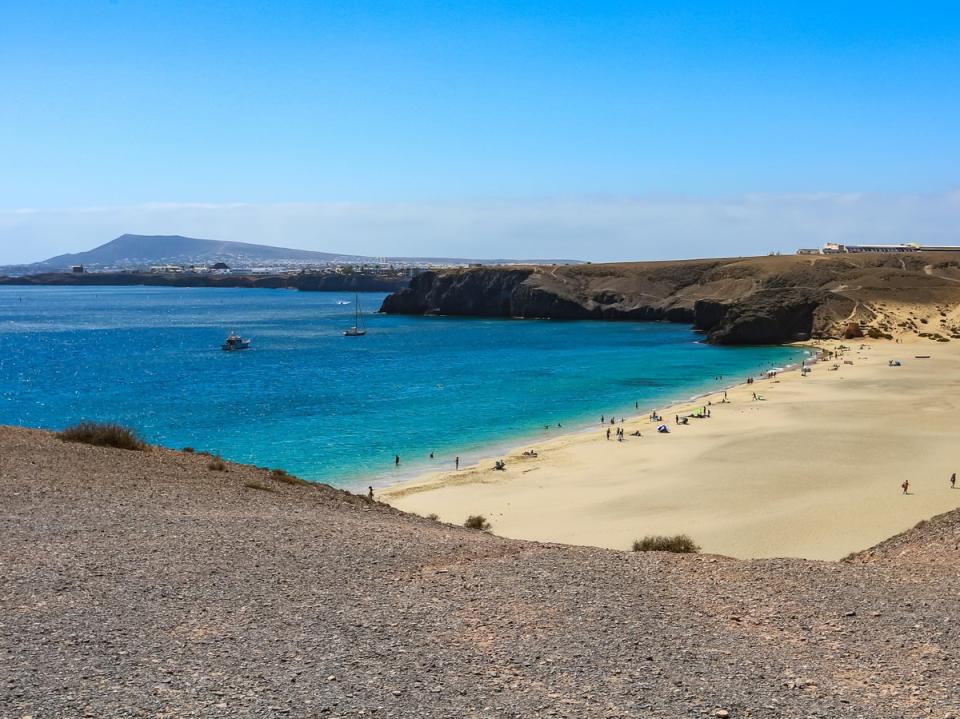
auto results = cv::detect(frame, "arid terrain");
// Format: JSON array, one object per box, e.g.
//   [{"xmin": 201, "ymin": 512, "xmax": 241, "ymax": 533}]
[
  {"xmin": 2, "ymin": 426, "xmax": 959, "ymax": 718},
  {"xmin": 381, "ymin": 253, "xmax": 960, "ymax": 344}
]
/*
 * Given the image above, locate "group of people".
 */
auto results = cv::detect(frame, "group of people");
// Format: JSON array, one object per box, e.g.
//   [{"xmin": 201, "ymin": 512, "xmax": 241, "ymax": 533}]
[
  {"xmin": 394, "ymin": 452, "xmax": 460, "ymax": 470},
  {"xmin": 901, "ymin": 472, "xmax": 957, "ymax": 495},
  {"xmin": 607, "ymin": 426, "xmax": 632, "ymax": 442}
]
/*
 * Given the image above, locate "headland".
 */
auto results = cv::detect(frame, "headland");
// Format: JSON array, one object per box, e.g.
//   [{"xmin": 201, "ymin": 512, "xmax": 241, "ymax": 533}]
[{"xmin": 380, "ymin": 252, "xmax": 960, "ymax": 344}]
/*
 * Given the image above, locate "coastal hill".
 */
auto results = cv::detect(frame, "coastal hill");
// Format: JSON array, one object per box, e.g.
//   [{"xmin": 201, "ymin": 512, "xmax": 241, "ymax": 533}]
[
  {"xmin": 38, "ymin": 233, "xmax": 355, "ymax": 268},
  {"xmin": 2, "ymin": 425, "xmax": 959, "ymax": 717},
  {"xmin": 381, "ymin": 252, "xmax": 960, "ymax": 344},
  {"xmin": 15, "ymin": 233, "xmax": 582, "ymax": 272}
]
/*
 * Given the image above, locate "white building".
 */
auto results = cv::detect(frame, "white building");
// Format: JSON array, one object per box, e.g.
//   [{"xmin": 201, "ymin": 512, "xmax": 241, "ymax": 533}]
[{"xmin": 802, "ymin": 242, "xmax": 960, "ymax": 255}]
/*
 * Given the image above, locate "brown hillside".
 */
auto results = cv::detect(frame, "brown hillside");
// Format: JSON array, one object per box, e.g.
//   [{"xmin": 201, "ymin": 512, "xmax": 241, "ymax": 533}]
[
  {"xmin": 2, "ymin": 426, "xmax": 959, "ymax": 717},
  {"xmin": 382, "ymin": 253, "xmax": 960, "ymax": 344}
]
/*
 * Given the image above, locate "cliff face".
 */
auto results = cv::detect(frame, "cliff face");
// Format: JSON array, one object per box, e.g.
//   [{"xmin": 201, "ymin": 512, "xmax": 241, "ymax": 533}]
[
  {"xmin": 381, "ymin": 254, "xmax": 960, "ymax": 344},
  {"xmin": 693, "ymin": 289, "xmax": 854, "ymax": 344},
  {"xmin": 380, "ymin": 269, "xmax": 535, "ymax": 316},
  {"xmin": 380, "ymin": 268, "xmax": 698, "ymax": 322}
]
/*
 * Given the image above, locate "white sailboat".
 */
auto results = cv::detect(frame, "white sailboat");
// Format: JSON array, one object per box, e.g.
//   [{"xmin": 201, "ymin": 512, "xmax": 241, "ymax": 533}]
[{"xmin": 343, "ymin": 294, "xmax": 366, "ymax": 336}]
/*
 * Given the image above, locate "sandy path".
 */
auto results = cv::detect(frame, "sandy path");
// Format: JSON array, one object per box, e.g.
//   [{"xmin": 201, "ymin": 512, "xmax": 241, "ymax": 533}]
[{"xmin": 383, "ymin": 338, "xmax": 960, "ymax": 559}]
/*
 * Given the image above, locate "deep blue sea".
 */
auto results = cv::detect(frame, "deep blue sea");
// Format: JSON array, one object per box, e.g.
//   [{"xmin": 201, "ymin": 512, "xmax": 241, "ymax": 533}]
[{"xmin": 0, "ymin": 286, "xmax": 807, "ymax": 487}]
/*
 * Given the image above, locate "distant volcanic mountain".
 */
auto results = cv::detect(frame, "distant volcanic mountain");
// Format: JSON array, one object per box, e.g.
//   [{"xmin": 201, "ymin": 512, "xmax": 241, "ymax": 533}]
[
  {"xmin": 17, "ymin": 234, "xmax": 581, "ymax": 271},
  {"xmin": 32, "ymin": 234, "xmax": 361, "ymax": 270}
]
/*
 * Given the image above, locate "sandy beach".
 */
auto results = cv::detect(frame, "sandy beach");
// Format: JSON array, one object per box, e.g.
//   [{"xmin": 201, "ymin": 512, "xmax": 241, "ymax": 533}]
[{"xmin": 384, "ymin": 336, "xmax": 960, "ymax": 560}]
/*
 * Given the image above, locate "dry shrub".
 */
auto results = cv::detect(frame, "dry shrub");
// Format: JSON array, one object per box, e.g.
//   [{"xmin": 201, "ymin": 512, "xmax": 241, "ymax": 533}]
[
  {"xmin": 464, "ymin": 515, "xmax": 491, "ymax": 531},
  {"xmin": 631, "ymin": 535, "xmax": 700, "ymax": 554},
  {"xmin": 57, "ymin": 422, "xmax": 145, "ymax": 451},
  {"xmin": 866, "ymin": 327, "xmax": 893, "ymax": 340},
  {"xmin": 270, "ymin": 468, "xmax": 309, "ymax": 486}
]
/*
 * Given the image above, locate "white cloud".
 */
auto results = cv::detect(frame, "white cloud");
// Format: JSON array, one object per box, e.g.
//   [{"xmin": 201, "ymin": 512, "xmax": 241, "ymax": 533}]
[{"xmin": 1, "ymin": 193, "xmax": 958, "ymax": 265}]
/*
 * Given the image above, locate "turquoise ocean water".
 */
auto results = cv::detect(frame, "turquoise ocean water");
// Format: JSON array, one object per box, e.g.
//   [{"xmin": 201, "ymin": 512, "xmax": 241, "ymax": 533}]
[{"xmin": 0, "ymin": 286, "xmax": 807, "ymax": 487}]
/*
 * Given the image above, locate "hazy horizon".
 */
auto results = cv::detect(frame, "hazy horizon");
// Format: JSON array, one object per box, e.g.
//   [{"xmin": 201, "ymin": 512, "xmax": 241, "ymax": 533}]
[{"xmin": 4, "ymin": 192, "xmax": 960, "ymax": 266}]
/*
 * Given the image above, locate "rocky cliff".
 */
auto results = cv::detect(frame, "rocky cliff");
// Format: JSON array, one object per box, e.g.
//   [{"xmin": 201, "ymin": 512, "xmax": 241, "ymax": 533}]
[{"xmin": 381, "ymin": 254, "xmax": 960, "ymax": 344}]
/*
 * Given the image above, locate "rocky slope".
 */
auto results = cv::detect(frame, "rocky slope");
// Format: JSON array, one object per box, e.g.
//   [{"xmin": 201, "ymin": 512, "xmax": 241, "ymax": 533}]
[
  {"xmin": 381, "ymin": 253, "xmax": 960, "ymax": 344},
  {"xmin": 2, "ymin": 426, "xmax": 959, "ymax": 718}
]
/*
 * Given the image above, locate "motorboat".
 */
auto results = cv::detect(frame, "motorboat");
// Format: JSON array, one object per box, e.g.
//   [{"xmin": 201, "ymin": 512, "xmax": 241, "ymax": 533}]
[{"xmin": 222, "ymin": 333, "xmax": 251, "ymax": 351}]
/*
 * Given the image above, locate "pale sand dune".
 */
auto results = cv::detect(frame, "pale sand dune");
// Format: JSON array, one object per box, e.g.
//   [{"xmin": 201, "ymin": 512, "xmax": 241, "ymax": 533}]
[{"xmin": 383, "ymin": 337, "xmax": 960, "ymax": 560}]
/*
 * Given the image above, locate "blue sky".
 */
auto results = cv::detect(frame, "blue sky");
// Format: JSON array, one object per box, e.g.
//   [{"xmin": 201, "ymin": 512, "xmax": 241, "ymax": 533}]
[{"xmin": 1, "ymin": 1, "xmax": 959, "ymax": 262}]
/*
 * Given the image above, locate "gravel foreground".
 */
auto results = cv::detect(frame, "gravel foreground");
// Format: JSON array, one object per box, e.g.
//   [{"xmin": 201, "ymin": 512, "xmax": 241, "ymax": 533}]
[{"xmin": 2, "ymin": 427, "xmax": 959, "ymax": 719}]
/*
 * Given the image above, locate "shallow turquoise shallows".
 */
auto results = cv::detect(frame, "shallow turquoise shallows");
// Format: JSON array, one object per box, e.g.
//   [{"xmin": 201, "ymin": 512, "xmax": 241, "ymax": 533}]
[{"xmin": 0, "ymin": 286, "xmax": 807, "ymax": 487}]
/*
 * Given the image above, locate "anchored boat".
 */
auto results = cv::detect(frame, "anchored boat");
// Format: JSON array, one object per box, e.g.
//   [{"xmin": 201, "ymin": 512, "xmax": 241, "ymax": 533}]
[
  {"xmin": 343, "ymin": 294, "xmax": 366, "ymax": 336},
  {"xmin": 222, "ymin": 333, "xmax": 251, "ymax": 351}
]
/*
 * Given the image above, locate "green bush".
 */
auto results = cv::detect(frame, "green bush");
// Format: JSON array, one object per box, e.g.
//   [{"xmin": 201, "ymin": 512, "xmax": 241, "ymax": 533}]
[
  {"xmin": 631, "ymin": 534, "xmax": 700, "ymax": 553},
  {"xmin": 57, "ymin": 422, "xmax": 145, "ymax": 451}
]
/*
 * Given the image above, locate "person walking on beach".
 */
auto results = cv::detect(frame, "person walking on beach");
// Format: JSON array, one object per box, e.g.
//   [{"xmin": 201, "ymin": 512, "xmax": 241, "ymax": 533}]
[
  {"xmin": 395, "ymin": 454, "xmax": 400, "ymax": 468},
  {"xmin": 455, "ymin": 456, "xmax": 460, "ymax": 470},
  {"xmin": 606, "ymin": 428, "xmax": 611, "ymax": 440},
  {"xmin": 951, "ymin": 472, "xmax": 956, "ymax": 489},
  {"xmin": 368, "ymin": 486, "xmax": 374, "ymax": 501},
  {"xmin": 901, "ymin": 479, "xmax": 910, "ymax": 495}
]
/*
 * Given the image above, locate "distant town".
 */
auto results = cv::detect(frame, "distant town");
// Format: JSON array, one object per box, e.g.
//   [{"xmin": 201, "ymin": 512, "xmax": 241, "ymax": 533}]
[
  {"xmin": 63, "ymin": 260, "xmax": 425, "ymax": 278},
  {"xmin": 797, "ymin": 242, "xmax": 960, "ymax": 255},
  {"xmin": 0, "ymin": 233, "xmax": 580, "ymax": 280}
]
